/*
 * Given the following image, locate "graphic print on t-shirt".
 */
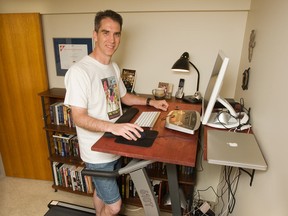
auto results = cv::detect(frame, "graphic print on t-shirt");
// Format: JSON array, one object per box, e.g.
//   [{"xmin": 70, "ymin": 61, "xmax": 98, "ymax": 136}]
[{"xmin": 102, "ymin": 76, "xmax": 120, "ymax": 119}]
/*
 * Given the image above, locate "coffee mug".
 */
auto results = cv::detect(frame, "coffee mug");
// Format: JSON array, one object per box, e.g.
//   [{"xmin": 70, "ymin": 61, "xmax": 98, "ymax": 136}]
[{"xmin": 152, "ymin": 88, "xmax": 165, "ymax": 100}]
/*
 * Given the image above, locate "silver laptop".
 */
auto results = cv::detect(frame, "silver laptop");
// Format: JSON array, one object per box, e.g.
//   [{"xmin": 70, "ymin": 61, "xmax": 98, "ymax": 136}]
[{"xmin": 207, "ymin": 130, "xmax": 267, "ymax": 170}]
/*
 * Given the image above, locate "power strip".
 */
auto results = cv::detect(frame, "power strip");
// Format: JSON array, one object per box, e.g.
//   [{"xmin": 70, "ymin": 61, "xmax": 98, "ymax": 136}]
[{"xmin": 194, "ymin": 201, "xmax": 215, "ymax": 216}]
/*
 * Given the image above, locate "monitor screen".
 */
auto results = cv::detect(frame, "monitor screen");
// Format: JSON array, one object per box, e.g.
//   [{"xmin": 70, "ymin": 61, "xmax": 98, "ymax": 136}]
[
  {"xmin": 201, "ymin": 50, "xmax": 249, "ymax": 129},
  {"xmin": 201, "ymin": 50, "xmax": 230, "ymax": 125}
]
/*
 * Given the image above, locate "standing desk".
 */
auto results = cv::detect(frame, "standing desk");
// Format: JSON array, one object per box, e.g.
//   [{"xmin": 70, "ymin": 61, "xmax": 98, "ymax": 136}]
[{"xmin": 91, "ymin": 99, "xmax": 201, "ymax": 215}]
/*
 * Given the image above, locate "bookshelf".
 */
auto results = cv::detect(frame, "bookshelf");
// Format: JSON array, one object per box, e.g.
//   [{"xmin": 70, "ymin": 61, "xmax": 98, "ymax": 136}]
[
  {"xmin": 39, "ymin": 88, "xmax": 91, "ymax": 196},
  {"xmin": 39, "ymin": 88, "xmax": 197, "ymax": 213}
]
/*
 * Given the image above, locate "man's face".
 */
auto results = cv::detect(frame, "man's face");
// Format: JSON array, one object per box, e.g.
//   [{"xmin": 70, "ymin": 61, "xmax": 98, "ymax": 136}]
[{"xmin": 93, "ymin": 18, "xmax": 121, "ymax": 61}]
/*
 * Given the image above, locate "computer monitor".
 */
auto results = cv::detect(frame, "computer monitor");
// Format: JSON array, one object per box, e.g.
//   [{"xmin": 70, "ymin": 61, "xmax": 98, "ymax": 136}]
[{"xmin": 201, "ymin": 50, "xmax": 249, "ymax": 129}]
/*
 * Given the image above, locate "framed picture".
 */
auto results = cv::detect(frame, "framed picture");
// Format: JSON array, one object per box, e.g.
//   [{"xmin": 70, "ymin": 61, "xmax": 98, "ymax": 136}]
[
  {"xmin": 121, "ymin": 69, "xmax": 136, "ymax": 93},
  {"xmin": 53, "ymin": 38, "xmax": 93, "ymax": 76}
]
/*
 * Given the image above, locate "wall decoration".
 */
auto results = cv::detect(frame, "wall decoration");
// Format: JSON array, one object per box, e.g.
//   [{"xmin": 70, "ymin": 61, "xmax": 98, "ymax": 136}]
[
  {"xmin": 248, "ymin": 30, "xmax": 256, "ymax": 62},
  {"xmin": 53, "ymin": 38, "xmax": 93, "ymax": 76},
  {"xmin": 242, "ymin": 67, "xmax": 250, "ymax": 90}
]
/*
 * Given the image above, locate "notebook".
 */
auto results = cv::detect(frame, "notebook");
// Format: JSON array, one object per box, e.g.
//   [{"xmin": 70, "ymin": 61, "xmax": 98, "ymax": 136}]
[{"xmin": 207, "ymin": 130, "xmax": 267, "ymax": 170}]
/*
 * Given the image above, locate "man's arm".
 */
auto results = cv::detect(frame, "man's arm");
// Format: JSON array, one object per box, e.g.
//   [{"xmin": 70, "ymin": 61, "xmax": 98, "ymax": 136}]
[
  {"xmin": 70, "ymin": 93, "xmax": 168, "ymax": 141},
  {"xmin": 121, "ymin": 93, "xmax": 169, "ymax": 111},
  {"xmin": 71, "ymin": 105, "xmax": 143, "ymax": 140}
]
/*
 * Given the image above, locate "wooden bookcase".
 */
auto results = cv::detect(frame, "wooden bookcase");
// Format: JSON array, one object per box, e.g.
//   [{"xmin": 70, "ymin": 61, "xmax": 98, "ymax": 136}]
[
  {"xmin": 39, "ymin": 88, "xmax": 197, "ymax": 213},
  {"xmin": 39, "ymin": 88, "xmax": 90, "ymax": 195}
]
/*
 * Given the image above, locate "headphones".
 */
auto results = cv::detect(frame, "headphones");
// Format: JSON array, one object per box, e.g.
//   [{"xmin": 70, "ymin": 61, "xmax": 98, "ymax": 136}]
[{"xmin": 242, "ymin": 67, "xmax": 250, "ymax": 90}]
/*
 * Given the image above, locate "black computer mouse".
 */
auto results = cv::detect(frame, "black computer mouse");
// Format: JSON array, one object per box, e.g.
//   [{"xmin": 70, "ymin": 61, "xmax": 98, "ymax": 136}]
[{"xmin": 131, "ymin": 129, "xmax": 146, "ymax": 139}]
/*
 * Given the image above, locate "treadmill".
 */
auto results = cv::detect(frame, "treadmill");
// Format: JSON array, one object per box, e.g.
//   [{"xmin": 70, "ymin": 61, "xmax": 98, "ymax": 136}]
[{"xmin": 45, "ymin": 159, "xmax": 160, "ymax": 216}]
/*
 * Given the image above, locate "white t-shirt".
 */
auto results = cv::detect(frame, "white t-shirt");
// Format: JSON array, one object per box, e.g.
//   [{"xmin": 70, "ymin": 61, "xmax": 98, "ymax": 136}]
[{"xmin": 64, "ymin": 55, "xmax": 127, "ymax": 164}]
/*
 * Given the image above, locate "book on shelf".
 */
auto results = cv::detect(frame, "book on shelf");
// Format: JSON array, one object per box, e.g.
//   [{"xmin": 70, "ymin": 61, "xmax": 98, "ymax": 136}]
[
  {"xmin": 52, "ymin": 162, "xmax": 61, "ymax": 186},
  {"xmin": 121, "ymin": 175, "xmax": 125, "ymax": 198},
  {"xmin": 179, "ymin": 165, "xmax": 194, "ymax": 176},
  {"xmin": 152, "ymin": 180, "xmax": 161, "ymax": 204},
  {"xmin": 52, "ymin": 162, "xmax": 93, "ymax": 194},
  {"xmin": 125, "ymin": 175, "xmax": 131, "ymax": 199},
  {"xmin": 49, "ymin": 101, "xmax": 61, "ymax": 125},
  {"xmin": 70, "ymin": 136, "xmax": 80, "ymax": 158},
  {"xmin": 146, "ymin": 162, "xmax": 166, "ymax": 175},
  {"xmin": 52, "ymin": 133, "xmax": 80, "ymax": 158},
  {"xmin": 118, "ymin": 174, "xmax": 167, "ymax": 206},
  {"xmin": 74, "ymin": 166, "xmax": 84, "ymax": 192},
  {"xmin": 65, "ymin": 105, "xmax": 75, "ymax": 127},
  {"xmin": 118, "ymin": 174, "xmax": 138, "ymax": 200},
  {"xmin": 84, "ymin": 174, "xmax": 94, "ymax": 194},
  {"xmin": 62, "ymin": 164, "xmax": 72, "ymax": 188},
  {"xmin": 121, "ymin": 69, "xmax": 136, "ymax": 93},
  {"xmin": 70, "ymin": 165, "xmax": 77, "ymax": 191},
  {"xmin": 53, "ymin": 162, "xmax": 64, "ymax": 186},
  {"xmin": 50, "ymin": 102, "xmax": 74, "ymax": 127}
]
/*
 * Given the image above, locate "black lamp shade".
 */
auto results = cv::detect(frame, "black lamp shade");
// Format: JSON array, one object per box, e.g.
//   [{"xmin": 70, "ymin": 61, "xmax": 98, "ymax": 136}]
[
  {"xmin": 171, "ymin": 52, "xmax": 190, "ymax": 72},
  {"xmin": 171, "ymin": 52, "xmax": 202, "ymax": 103}
]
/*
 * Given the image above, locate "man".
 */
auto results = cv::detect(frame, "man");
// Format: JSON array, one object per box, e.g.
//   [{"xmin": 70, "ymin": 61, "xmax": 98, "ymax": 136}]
[{"xmin": 64, "ymin": 10, "xmax": 169, "ymax": 216}]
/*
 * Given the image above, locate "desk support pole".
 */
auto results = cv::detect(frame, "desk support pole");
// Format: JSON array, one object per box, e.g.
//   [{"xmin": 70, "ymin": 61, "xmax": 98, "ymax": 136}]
[{"xmin": 166, "ymin": 163, "xmax": 182, "ymax": 215}]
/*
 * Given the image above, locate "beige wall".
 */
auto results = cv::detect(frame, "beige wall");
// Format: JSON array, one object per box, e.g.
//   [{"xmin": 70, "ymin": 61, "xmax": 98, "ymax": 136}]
[
  {"xmin": 0, "ymin": 0, "xmax": 251, "ymax": 14},
  {"xmin": 234, "ymin": 0, "xmax": 288, "ymax": 215},
  {"xmin": 42, "ymin": 11, "xmax": 248, "ymax": 98},
  {"xmin": 0, "ymin": 0, "xmax": 250, "ymax": 97}
]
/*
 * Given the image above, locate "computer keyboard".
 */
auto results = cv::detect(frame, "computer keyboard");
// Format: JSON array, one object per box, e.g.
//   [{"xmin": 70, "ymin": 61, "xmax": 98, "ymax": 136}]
[{"xmin": 134, "ymin": 111, "xmax": 161, "ymax": 128}]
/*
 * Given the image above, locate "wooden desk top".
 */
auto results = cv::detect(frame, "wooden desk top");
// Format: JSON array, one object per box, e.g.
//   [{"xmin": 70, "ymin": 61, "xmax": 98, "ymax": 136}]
[{"xmin": 91, "ymin": 99, "xmax": 201, "ymax": 167}]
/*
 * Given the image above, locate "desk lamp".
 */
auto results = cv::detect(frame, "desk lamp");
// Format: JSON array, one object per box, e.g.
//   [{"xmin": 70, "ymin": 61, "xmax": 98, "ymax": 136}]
[{"xmin": 171, "ymin": 52, "xmax": 202, "ymax": 104}]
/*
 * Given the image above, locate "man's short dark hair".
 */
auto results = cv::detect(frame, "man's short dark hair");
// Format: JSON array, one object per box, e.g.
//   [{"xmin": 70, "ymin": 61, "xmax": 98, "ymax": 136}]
[{"xmin": 94, "ymin": 10, "xmax": 123, "ymax": 32}]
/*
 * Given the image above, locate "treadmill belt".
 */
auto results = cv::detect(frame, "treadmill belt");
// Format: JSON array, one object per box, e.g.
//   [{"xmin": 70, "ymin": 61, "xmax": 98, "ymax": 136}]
[
  {"xmin": 45, "ymin": 201, "xmax": 127, "ymax": 216},
  {"xmin": 45, "ymin": 205, "xmax": 95, "ymax": 216},
  {"xmin": 45, "ymin": 201, "xmax": 95, "ymax": 216}
]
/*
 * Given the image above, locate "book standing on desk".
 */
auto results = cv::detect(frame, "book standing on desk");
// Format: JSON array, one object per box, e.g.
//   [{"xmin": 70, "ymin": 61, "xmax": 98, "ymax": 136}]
[
  {"xmin": 121, "ymin": 69, "xmax": 136, "ymax": 93},
  {"xmin": 165, "ymin": 110, "xmax": 201, "ymax": 134}
]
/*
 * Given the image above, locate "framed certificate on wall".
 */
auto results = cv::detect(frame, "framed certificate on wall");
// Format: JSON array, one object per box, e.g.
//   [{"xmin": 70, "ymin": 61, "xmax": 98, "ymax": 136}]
[{"xmin": 53, "ymin": 38, "xmax": 93, "ymax": 76}]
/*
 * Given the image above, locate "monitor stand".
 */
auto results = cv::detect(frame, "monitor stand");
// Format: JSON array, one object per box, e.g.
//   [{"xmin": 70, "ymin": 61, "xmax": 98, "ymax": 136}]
[
  {"xmin": 206, "ymin": 111, "xmax": 250, "ymax": 129},
  {"xmin": 205, "ymin": 96, "xmax": 250, "ymax": 130}
]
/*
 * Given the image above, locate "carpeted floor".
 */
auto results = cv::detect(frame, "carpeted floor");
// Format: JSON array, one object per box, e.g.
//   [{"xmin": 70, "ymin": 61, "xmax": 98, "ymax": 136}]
[{"xmin": 0, "ymin": 177, "xmax": 172, "ymax": 216}]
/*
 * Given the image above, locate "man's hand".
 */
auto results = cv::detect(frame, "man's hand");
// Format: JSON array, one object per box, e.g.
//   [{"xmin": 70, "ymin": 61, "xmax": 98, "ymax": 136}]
[
  {"xmin": 149, "ymin": 99, "xmax": 169, "ymax": 111},
  {"xmin": 110, "ymin": 123, "xmax": 144, "ymax": 140},
  {"xmin": 121, "ymin": 93, "xmax": 169, "ymax": 111}
]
